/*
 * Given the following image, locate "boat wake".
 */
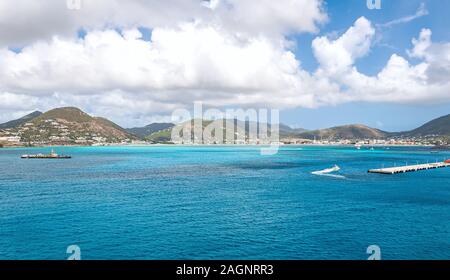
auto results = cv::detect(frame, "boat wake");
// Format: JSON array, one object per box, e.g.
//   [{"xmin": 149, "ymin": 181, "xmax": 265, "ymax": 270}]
[
  {"xmin": 313, "ymin": 173, "xmax": 346, "ymax": 179},
  {"xmin": 312, "ymin": 165, "xmax": 346, "ymax": 179}
]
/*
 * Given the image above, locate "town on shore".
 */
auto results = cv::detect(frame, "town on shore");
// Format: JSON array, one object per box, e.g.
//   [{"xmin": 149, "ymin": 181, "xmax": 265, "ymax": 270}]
[{"xmin": 0, "ymin": 107, "xmax": 449, "ymax": 148}]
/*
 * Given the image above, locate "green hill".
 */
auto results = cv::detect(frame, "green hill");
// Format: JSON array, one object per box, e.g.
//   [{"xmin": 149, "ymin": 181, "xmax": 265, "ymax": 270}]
[
  {"xmin": 146, "ymin": 119, "xmax": 213, "ymax": 143},
  {"xmin": 127, "ymin": 123, "xmax": 175, "ymax": 138},
  {"xmin": 0, "ymin": 111, "xmax": 42, "ymax": 129},
  {"xmin": 298, "ymin": 124, "xmax": 388, "ymax": 140},
  {"xmin": 147, "ymin": 119, "xmax": 298, "ymax": 144},
  {"xmin": 3, "ymin": 108, "xmax": 448, "ymax": 144},
  {"xmin": 33, "ymin": 107, "xmax": 92, "ymax": 123},
  {"xmin": 145, "ymin": 129, "xmax": 173, "ymax": 143},
  {"xmin": 17, "ymin": 107, "xmax": 136, "ymax": 144},
  {"xmin": 402, "ymin": 114, "xmax": 450, "ymax": 137}
]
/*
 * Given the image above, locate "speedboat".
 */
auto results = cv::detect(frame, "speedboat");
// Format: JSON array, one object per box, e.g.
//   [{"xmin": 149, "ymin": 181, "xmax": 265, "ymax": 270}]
[{"xmin": 312, "ymin": 165, "xmax": 340, "ymax": 175}]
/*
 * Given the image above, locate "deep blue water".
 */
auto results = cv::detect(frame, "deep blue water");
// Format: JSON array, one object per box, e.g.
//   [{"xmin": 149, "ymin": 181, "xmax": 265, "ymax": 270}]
[{"xmin": 0, "ymin": 146, "xmax": 449, "ymax": 260}]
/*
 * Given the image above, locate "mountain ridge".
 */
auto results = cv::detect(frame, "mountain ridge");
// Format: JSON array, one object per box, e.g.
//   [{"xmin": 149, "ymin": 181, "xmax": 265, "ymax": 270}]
[
  {"xmin": 296, "ymin": 124, "xmax": 389, "ymax": 140},
  {"xmin": 126, "ymin": 123, "xmax": 175, "ymax": 138},
  {"xmin": 1, "ymin": 107, "xmax": 136, "ymax": 145},
  {"xmin": 399, "ymin": 114, "xmax": 450, "ymax": 137},
  {"xmin": 0, "ymin": 111, "xmax": 42, "ymax": 129},
  {"xmin": 1, "ymin": 108, "xmax": 449, "ymax": 144}
]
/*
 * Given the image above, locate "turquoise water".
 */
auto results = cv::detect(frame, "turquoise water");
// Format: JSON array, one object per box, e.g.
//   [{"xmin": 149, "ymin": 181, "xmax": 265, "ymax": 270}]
[{"xmin": 0, "ymin": 146, "xmax": 449, "ymax": 260}]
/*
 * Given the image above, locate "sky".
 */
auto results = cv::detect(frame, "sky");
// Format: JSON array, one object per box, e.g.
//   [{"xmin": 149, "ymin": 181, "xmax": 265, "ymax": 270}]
[{"xmin": 0, "ymin": 0, "xmax": 449, "ymax": 131}]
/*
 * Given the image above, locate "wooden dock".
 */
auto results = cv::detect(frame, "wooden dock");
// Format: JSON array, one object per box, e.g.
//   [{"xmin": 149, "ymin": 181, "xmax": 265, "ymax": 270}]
[{"xmin": 368, "ymin": 162, "xmax": 450, "ymax": 175}]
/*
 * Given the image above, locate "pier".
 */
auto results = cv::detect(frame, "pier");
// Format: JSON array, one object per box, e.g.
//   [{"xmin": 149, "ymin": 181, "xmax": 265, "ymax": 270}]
[{"xmin": 368, "ymin": 162, "xmax": 450, "ymax": 175}]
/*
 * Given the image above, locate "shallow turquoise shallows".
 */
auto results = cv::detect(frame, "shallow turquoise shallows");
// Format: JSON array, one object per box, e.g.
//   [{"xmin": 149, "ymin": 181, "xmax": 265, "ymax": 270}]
[{"xmin": 0, "ymin": 146, "xmax": 449, "ymax": 260}]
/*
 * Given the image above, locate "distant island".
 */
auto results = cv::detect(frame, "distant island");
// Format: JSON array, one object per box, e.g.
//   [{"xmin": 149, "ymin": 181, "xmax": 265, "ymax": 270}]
[{"xmin": 0, "ymin": 107, "xmax": 449, "ymax": 148}]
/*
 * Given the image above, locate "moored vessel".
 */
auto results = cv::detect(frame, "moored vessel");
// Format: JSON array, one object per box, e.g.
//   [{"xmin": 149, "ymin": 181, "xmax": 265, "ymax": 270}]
[{"xmin": 21, "ymin": 149, "xmax": 72, "ymax": 159}]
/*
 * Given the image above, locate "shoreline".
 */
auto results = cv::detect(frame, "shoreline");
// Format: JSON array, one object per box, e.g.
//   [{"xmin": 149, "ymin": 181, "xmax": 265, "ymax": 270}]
[{"xmin": 0, "ymin": 143, "xmax": 442, "ymax": 149}]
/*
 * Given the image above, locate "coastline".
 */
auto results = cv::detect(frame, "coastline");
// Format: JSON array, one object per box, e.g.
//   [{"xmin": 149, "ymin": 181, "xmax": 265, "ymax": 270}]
[{"xmin": 0, "ymin": 143, "xmax": 440, "ymax": 149}]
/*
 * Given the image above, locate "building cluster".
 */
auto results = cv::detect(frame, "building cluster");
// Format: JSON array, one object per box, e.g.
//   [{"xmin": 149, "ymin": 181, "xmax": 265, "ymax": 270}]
[
  {"xmin": 0, "ymin": 119, "xmax": 134, "ymax": 146},
  {"xmin": 0, "ymin": 129, "xmax": 21, "ymax": 146},
  {"xmin": 171, "ymin": 132, "xmax": 280, "ymax": 145},
  {"xmin": 281, "ymin": 137, "xmax": 449, "ymax": 146},
  {"xmin": 1, "ymin": 120, "xmax": 448, "ymax": 147}
]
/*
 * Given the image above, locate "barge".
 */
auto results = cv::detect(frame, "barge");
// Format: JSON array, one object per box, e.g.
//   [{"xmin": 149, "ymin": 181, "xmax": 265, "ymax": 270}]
[{"xmin": 21, "ymin": 149, "xmax": 72, "ymax": 159}]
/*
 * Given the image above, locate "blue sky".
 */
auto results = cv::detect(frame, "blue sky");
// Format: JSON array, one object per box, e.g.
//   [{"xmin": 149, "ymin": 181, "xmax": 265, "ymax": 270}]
[{"xmin": 284, "ymin": 0, "xmax": 450, "ymax": 131}]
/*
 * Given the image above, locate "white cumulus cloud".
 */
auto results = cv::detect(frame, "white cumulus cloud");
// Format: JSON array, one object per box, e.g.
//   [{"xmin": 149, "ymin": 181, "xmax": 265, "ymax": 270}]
[
  {"xmin": 310, "ymin": 17, "xmax": 450, "ymax": 106},
  {"xmin": 0, "ymin": 2, "xmax": 449, "ymax": 126},
  {"xmin": 0, "ymin": 0, "xmax": 326, "ymax": 47}
]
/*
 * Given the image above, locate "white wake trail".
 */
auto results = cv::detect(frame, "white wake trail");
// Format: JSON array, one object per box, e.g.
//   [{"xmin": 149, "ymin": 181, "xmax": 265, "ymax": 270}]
[{"xmin": 312, "ymin": 165, "xmax": 346, "ymax": 179}]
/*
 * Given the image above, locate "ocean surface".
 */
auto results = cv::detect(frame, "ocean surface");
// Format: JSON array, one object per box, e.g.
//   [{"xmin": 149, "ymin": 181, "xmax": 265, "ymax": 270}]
[{"xmin": 0, "ymin": 146, "xmax": 449, "ymax": 260}]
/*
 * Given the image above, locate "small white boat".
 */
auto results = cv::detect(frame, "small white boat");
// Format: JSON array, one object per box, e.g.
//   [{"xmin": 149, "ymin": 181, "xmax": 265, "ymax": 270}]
[
  {"xmin": 312, "ymin": 165, "xmax": 341, "ymax": 175},
  {"xmin": 355, "ymin": 144, "xmax": 362, "ymax": 150}
]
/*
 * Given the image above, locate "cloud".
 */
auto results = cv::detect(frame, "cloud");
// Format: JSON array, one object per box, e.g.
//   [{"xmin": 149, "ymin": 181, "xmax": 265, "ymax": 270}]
[
  {"xmin": 0, "ymin": 21, "xmax": 333, "ymax": 126},
  {"xmin": 0, "ymin": 2, "xmax": 449, "ymax": 126},
  {"xmin": 312, "ymin": 17, "xmax": 375, "ymax": 74},
  {"xmin": 408, "ymin": 29, "xmax": 450, "ymax": 84},
  {"xmin": 0, "ymin": 25, "xmax": 311, "ymax": 99},
  {"xmin": 0, "ymin": 0, "xmax": 204, "ymax": 47},
  {"xmin": 0, "ymin": 0, "xmax": 326, "ymax": 47},
  {"xmin": 312, "ymin": 18, "xmax": 450, "ymax": 105},
  {"xmin": 378, "ymin": 2, "xmax": 429, "ymax": 28},
  {"xmin": 407, "ymin": 28, "xmax": 432, "ymax": 59},
  {"xmin": 210, "ymin": 0, "xmax": 327, "ymax": 36},
  {"xmin": 0, "ymin": 92, "xmax": 38, "ymax": 110}
]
